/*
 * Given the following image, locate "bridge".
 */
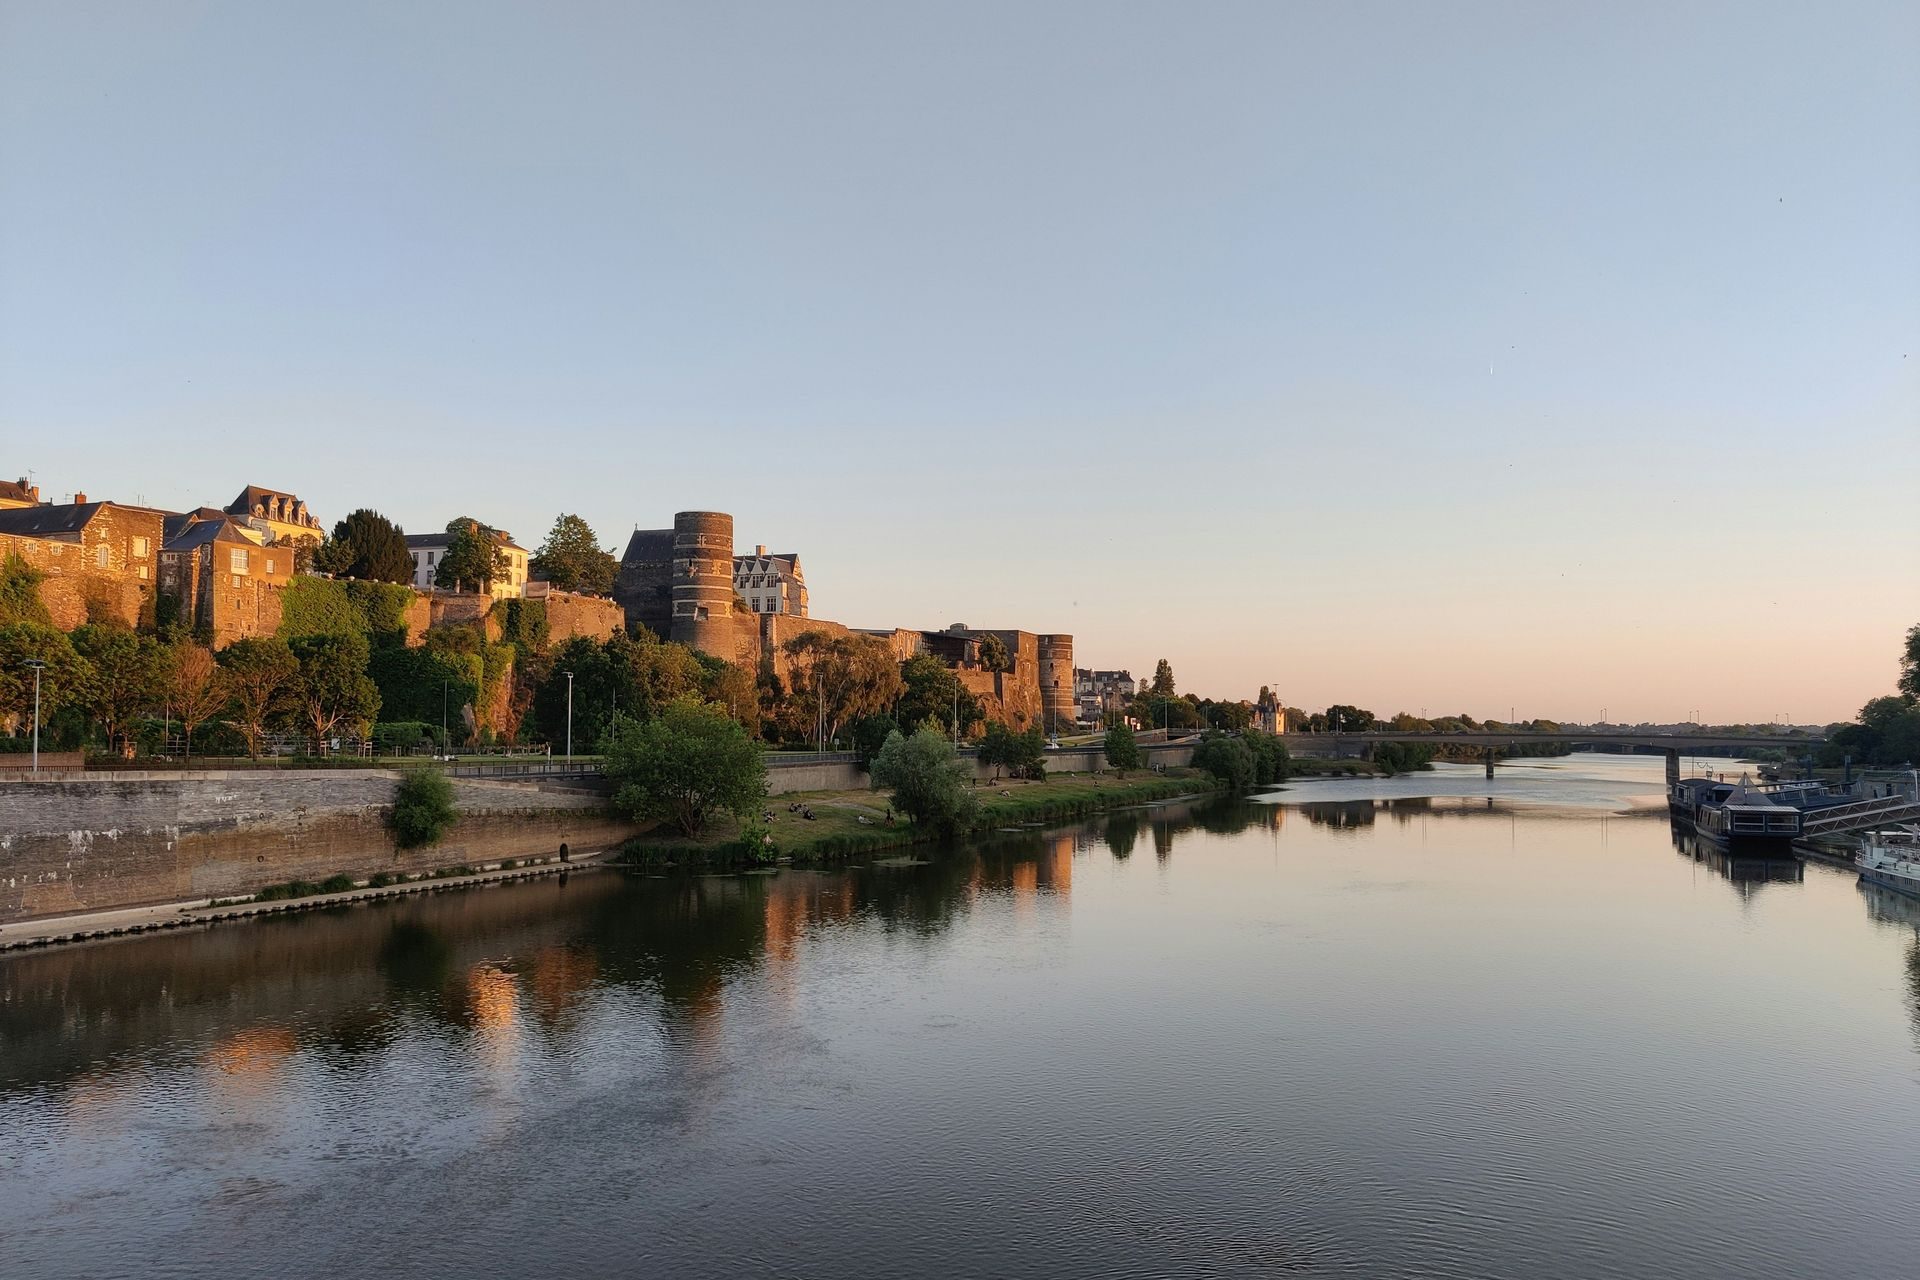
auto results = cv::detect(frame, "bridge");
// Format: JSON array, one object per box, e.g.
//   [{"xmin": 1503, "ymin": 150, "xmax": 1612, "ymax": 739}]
[{"xmin": 1277, "ymin": 730, "xmax": 1829, "ymax": 783}]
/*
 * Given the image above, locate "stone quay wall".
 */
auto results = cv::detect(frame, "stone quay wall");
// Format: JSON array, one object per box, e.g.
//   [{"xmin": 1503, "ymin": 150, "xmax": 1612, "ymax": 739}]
[{"xmin": 0, "ymin": 771, "xmax": 637, "ymax": 923}]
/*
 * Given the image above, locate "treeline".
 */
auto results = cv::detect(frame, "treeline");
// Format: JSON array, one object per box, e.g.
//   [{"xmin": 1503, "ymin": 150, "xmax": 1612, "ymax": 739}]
[{"xmin": 1821, "ymin": 624, "xmax": 1920, "ymax": 768}]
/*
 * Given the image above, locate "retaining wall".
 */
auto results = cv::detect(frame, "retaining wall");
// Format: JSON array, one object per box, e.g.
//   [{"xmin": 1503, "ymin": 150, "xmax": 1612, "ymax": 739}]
[{"xmin": 0, "ymin": 771, "xmax": 635, "ymax": 923}]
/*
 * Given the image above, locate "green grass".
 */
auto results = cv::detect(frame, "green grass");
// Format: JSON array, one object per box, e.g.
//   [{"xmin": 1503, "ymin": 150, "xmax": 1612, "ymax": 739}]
[{"xmin": 616, "ymin": 770, "xmax": 1219, "ymax": 870}]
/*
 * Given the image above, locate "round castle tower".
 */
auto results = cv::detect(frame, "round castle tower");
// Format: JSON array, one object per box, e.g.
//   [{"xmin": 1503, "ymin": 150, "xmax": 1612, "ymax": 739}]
[
  {"xmin": 1037, "ymin": 633, "xmax": 1075, "ymax": 733},
  {"xmin": 669, "ymin": 511, "xmax": 736, "ymax": 656}
]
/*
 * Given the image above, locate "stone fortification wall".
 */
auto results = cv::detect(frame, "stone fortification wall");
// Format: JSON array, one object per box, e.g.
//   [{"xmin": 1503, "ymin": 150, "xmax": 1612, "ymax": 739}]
[
  {"xmin": 1038, "ymin": 634, "xmax": 1075, "ymax": 732},
  {"xmin": 0, "ymin": 772, "xmax": 636, "ymax": 923},
  {"xmin": 541, "ymin": 591, "xmax": 625, "ymax": 645},
  {"xmin": 614, "ymin": 527, "xmax": 675, "ymax": 639},
  {"xmin": 428, "ymin": 591, "xmax": 500, "ymax": 640}
]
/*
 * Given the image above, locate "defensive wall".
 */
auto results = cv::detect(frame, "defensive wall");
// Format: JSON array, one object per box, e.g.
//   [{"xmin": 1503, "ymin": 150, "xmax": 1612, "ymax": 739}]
[
  {"xmin": 0, "ymin": 522, "xmax": 158, "ymax": 631},
  {"xmin": 0, "ymin": 772, "xmax": 637, "ymax": 923}
]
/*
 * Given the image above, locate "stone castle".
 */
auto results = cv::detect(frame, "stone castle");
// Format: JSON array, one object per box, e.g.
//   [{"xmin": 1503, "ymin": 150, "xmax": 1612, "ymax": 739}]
[{"xmin": 615, "ymin": 510, "xmax": 1075, "ymax": 732}]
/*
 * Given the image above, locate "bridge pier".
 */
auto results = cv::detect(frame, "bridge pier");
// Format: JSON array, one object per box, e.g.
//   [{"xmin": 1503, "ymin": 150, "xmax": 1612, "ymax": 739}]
[
  {"xmin": 1665, "ymin": 749, "xmax": 1679, "ymax": 789},
  {"xmin": 1485, "ymin": 747, "xmax": 1496, "ymax": 780}
]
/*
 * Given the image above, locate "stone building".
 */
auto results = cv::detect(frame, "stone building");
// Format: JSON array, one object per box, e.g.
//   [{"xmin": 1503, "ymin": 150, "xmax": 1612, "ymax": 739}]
[
  {"xmin": 616, "ymin": 511, "xmax": 756, "ymax": 658},
  {"xmin": 225, "ymin": 485, "xmax": 324, "ymax": 550},
  {"xmin": 405, "ymin": 526, "xmax": 530, "ymax": 600},
  {"xmin": 1074, "ymin": 669, "xmax": 1136, "ymax": 726},
  {"xmin": 733, "ymin": 546, "xmax": 807, "ymax": 617},
  {"xmin": 158, "ymin": 512, "xmax": 292, "ymax": 646},
  {"xmin": 0, "ymin": 500, "xmax": 164, "ymax": 628},
  {"xmin": 0, "ymin": 476, "xmax": 40, "ymax": 509}
]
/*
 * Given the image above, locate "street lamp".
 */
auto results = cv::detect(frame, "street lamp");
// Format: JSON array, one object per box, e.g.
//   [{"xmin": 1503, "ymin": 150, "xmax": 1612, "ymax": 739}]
[
  {"xmin": 563, "ymin": 670, "xmax": 575, "ymax": 765},
  {"xmin": 23, "ymin": 659, "xmax": 44, "ymax": 775},
  {"xmin": 441, "ymin": 679, "xmax": 448, "ymax": 758}
]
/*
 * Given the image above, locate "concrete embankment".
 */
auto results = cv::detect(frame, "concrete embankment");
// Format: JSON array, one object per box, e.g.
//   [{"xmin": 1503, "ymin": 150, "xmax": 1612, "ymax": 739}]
[
  {"xmin": 765, "ymin": 740, "xmax": 1196, "ymax": 794},
  {"xmin": 0, "ymin": 770, "xmax": 636, "ymax": 924}
]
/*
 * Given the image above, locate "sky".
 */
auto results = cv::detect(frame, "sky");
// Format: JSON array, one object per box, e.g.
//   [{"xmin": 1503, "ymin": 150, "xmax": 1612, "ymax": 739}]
[{"xmin": 2, "ymin": 1, "xmax": 1915, "ymax": 725}]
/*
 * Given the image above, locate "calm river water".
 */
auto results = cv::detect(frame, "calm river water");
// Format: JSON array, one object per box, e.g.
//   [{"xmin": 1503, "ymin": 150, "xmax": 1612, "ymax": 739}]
[{"xmin": 5, "ymin": 754, "xmax": 1919, "ymax": 1279}]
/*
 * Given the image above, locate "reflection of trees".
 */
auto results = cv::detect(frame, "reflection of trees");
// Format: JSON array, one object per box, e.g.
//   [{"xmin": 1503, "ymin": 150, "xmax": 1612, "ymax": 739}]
[
  {"xmin": 1105, "ymin": 812, "xmax": 1139, "ymax": 859},
  {"xmin": 1297, "ymin": 800, "xmax": 1379, "ymax": 831},
  {"xmin": 1908, "ymin": 941, "xmax": 1920, "ymax": 1049}
]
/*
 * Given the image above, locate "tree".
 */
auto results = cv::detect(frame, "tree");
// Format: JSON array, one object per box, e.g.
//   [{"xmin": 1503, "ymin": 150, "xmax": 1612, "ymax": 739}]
[
  {"xmin": 1246, "ymin": 731, "xmax": 1290, "ymax": 785},
  {"xmin": 434, "ymin": 517, "xmax": 504, "ymax": 594},
  {"xmin": 979, "ymin": 720, "xmax": 1044, "ymax": 780},
  {"xmin": 870, "ymin": 727, "xmax": 978, "ymax": 836},
  {"xmin": 1104, "ymin": 723, "xmax": 1143, "ymax": 772},
  {"xmin": 782, "ymin": 631, "xmax": 905, "ymax": 749},
  {"xmin": 0, "ymin": 623, "xmax": 90, "ymax": 734},
  {"xmin": 165, "ymin": 642, "xmax": 227, "ymax": 757},
  {"xmin": 850, "ymin": 713, "xmax": 901, "ymax": 767},
  {"xmin": 318, "ymin": 509, "xmax": 413, "ymax": 584},
  {"xmin": 1901, "ymin": 623, "xmax": 1920, "ymax": 702},
  {"xmin": 1149, "ymin": 658, "xmax": 1176, "ymax": 697},
  {"xmin": 0, "ymin": 552, "xmax": 50, "ymax": 628},
  {"xmin": 531, "ymin": 635, "xmax": 637, "ymax": 749},
  {"xmin": 1323, "ymin": 704, "xmax": 1376, "ymax": 732},
  {"xmin": 216, "ymin": 637, "xmax": 299, "ymax": 757},
  {"xmin": 387, "ymin": 769, "xmax": 457, "ymax": 849},
  {"xmin": 71, "ymin": 624, "xmax": 166, "ymax": 757},
  {"xmin": 601, "ymin": 698, "xmax": 766, "ymax": 837},
  {"xmin": 694, "ymin": 652, "xmax": 759, "ymax": 729},
  {"xmin": 530, "ymin": 514, "xmax": 618, "ymax": 595},
  {"xmin": 976, "ymin": 633, "xmax": 1011, "ymax": 673},
  {"xmin": 1192, "ymin": 733, "xmax": 1255, "ymax": 792},
  {"xmin": 290, "ymin": 633, "xmax": 381, "ymax": 753},
  {"xmin": 895, "ymin": 653, "xmax": 982, "ymax": 741}
]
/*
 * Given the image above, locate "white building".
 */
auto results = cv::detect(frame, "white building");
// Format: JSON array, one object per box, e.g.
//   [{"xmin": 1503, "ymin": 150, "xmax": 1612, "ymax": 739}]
[
  {"xmin": 405, "ymin": 527, "xmax": 530, "ymax": 600},
  {"xmin": 733, "ymin": 545, "xmax": 807, "ymax": 617}
]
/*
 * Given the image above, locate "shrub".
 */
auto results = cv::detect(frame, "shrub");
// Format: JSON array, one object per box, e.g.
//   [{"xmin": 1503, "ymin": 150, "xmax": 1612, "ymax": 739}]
[
  {"xmin": 1104, "ymin": 724, "xmax": 1143, "ymax": 772},
  {"xmin": 387, "ymin": 768, "xmax": 457, "ymax": 849},
  {"xmin": 319, "ymin": 873, "xmax": 357, "ymax": 894},
  {"xmin": 871, "ymin": 727, "xmax": 978, "ymax": 837},
  {"xmin": 1192, "ymin": 734, "xmax": 1255, "ymax": 792}
]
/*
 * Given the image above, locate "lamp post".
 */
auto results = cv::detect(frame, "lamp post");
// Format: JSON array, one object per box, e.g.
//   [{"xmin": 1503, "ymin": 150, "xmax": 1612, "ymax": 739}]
[
  {"xmin": 563, "ymin": 670, "xmax": 575, "ymax": 765},
  {"xmin": 24, "ymin": 659, "xmax": 44, "ymax": 775},
  {"xmin": 441, "ymin": 680, "xmax": 448, "ymax": 758}
]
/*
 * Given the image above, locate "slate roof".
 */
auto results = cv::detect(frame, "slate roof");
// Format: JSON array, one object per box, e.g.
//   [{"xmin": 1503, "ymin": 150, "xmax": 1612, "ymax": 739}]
[
  {"xmin": 622, "ymin": 529, "xmax": 676, "ymax": 563},
  {"xmin": 0, "ymin": 502, "xmax": 104, "ymax": 538}
]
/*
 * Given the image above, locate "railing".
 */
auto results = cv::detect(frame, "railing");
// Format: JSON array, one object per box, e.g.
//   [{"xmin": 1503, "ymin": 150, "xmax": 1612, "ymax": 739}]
[{"xmin": 1803, "ymin": 796, "xmax": 1920, "ymax": 835}]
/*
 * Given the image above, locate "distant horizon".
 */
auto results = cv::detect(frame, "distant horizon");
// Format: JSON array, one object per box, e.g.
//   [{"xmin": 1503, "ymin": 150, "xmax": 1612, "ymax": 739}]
[{"xmin": 4, "ymin": 2, "xmax": 1915, "ymax": 724}]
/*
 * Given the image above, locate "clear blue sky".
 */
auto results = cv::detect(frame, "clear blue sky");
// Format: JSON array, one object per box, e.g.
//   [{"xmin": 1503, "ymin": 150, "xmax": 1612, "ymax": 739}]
[{"xmin": 3, "ymin": 1, "xmax": 1915, "ymax": 723}]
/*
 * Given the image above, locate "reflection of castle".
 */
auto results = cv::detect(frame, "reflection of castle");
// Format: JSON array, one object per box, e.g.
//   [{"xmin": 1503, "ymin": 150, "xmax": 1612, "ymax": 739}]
[{"xmin": 615, "ymin": 510, "xmax": 1075, "ymax": 732}]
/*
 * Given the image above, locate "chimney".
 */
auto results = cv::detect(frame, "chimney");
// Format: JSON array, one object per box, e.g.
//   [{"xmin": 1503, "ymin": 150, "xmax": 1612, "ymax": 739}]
[
  {"xmin": 73, "ymin": 491, "xmax": 88, "ymax": 505},
  {"xmin": 755, "ymin": 544, "xmax": 767, "ymax": 557}
]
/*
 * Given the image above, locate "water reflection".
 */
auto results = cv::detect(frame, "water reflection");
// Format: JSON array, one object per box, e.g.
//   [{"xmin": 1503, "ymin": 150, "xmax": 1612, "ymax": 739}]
[
  {"xmin": 7, "ymin": 762, "xmax": 1920, "ymax": 1280},
  {"xmin": 1669, "ymin": 825, "xmax": 1804, "ymax": 897}
]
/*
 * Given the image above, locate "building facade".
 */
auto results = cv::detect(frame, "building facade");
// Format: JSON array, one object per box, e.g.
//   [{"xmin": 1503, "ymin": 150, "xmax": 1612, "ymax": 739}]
[
  {"xmin": 158, "ymin": 512, "xmax": 292, "ymax": 646},
  {"xmin": 0, "ymin": 500, "xmax": 165, "ymax": 629},
  {"xmin": 405, "ymin": 527, "xmax": 530, "ymax": 600},
  {"xmin": 225, "ymin": 485, "xmax": 324, "ymax": 550},
  {"xmin": 1074, "ymin": 669, "xmax": 1136, "ymax": 726},
  {"xmin": 733, "ymin": 545, "xmax": 807, "ymax": 617},
  {"xmin": 0, "ymin": 477, "xmax": 40, "ymax": 510}
]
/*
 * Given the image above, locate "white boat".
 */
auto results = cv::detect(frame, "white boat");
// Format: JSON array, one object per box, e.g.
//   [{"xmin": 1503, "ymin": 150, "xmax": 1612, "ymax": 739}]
[{"xmin": 1855, "ymin": 825, "xmax": 1920, "ymax": 897}]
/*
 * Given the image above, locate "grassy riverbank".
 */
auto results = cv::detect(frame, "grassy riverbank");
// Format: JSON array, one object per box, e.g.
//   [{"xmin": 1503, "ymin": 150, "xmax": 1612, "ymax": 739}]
[{"xmin": 618, "ymin": 770, "xmax": 1218, "ymax": 869}]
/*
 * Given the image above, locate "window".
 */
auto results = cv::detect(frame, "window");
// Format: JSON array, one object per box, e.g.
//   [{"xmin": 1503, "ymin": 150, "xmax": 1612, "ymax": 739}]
[
  {"xmin": 427, "ymin": 551, "xmax": 436, "ymax": 564},
  {"xmin": 265, "ymin": 558, "xmax": 276, "ymax": 575},
  {"xmin": 137, "ymin": 566, "xmax": 148, "ymax": 580},
  {"xmin": 230, "ymin": 547, "xmax": 249, "ymax": 575},
  {"xmin": 132, "ymin": 536, "xmax": 150, "ymax": 557},
  {"xmin": 95, "ymin": 545, "xmax": 110, "ymax": 568}
]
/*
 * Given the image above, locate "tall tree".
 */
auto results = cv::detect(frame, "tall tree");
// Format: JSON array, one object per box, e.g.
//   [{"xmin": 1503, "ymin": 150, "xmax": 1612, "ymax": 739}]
[
  {"xmin": 1901, "ymin": 622, "xmax": 1920, "ymax": 702},
  {"xmin": 434, "ymin": 517, "xmax": 504, "ymax": 594},
  {"xmin": 0, "ymin": 623, "xmax": 90, "ymax": 734},
  {"xmin": 895, "ymin": 653, "xmax": 983, "ymax": 740},
  {"xmin": 1150, "ymin": 659, "xmax": 1176, "ymax": 696},
  {"xmin": 291, "ymin": 632, "xmax": 381, "ymax": 753},
  {"xmin": 217, "ymin": 637, "xmax": 299, "ymax": 757},
  {"xmin": 319, "ymin": 509, "xmax": 413, "ymax": 584},
  {"xmin": 871, "ymin": 728, "xmax": 978, "ymax": 836},
  {"xmin": 71, "ymin": 624, "xmax": 166, "ymax": 757},
  {"xmin": 976, "ymin": 633, "xmax": 1012, "ymax": 673},
  {"xmin": 0, "ymin": 552, "xmax": 50, "ymax": 628},
  {"xmin": 601, "ymin": 697, "xmax": 766, "ymax": 837},
  {"xmin": 782, "ymin": 632, "xmax": 905, "ymax": 750},
  {"xmin": 165, "ymin": 642, "xmax": 227, "ymax": 757},
  {"xmin": 530, "ymin": 514, "xmax": 619, "ymax": 595}
]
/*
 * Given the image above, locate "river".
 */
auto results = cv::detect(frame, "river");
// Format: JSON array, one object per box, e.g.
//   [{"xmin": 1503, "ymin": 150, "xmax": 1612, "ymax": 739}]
[{"xmin": 3, "ymin": 753, "xmax": 1918, "ymax": 1279}]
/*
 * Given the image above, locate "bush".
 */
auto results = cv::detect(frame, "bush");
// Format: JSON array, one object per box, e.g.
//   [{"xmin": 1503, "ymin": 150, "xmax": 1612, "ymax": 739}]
[
  {"xmin": 373, "ymin": 721, "xmax": 444, "ymax": 754},
  {"xmin": 387, "ymin": 768, "xmax": 457, "ymax": 849},
  {"xmin": 1372, "ymin": 741, "xmax": 1435, "ymax": 775},
  {"xmin": 1246, "ymin": 731, "xmax": 1290, "ymax": 785},
  {"xmin": 871, "ymin": 727, "xmax": 978, "ymax": 837},
  {"xmin": 1192, "ymin": 734, "xmax": 1255, "ymax": 792},
  {"xmin": 319, "ymin": 873, "xmax": 357, "ymax": 894}
]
